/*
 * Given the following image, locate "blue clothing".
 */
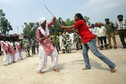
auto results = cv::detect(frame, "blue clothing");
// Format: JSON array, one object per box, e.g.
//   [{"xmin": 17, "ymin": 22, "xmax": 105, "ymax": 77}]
[{"xmin": 82, "ymin": 39, "xmax": 116, "ymax": 69}]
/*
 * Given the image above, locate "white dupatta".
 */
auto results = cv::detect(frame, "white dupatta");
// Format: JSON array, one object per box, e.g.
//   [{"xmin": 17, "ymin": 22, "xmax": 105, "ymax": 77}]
[
  {"xmin": 37, "ymin": 23, "xmax": 55, "ymax": 56},
  {"xmin": 1, "ymin": 41, "xmax": 8, "ymax": 46},
  {"xmin": 15, "ymin": 42, "xmax": 20, "ymax": 47},
  {"xmin": 38, "ymin": 24, "xmax": 49, "ymax": 36},
  {"xmin": 8, "ymin": 42, "xmax": 13, "ymax": 46}
]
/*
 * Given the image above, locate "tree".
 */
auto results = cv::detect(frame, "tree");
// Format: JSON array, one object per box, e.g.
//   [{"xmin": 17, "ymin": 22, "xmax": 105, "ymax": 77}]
[
  {"xmin": 66, "ymin": 18, "xmax": 75, "ymax": 26},
  {"xmin": 23, "ymin": 22, "xmax": 39, "ymax": 39},
  {"xmin": 49, "ymin": 17, "xmax": 65, "ymax": 35},
  {"xmin": 83, "ymin": 16, "xmax": 91, "ymax": 26},
  {"xmin": 0, "ymin": 9, "xmax": 12, "ymax": 34}
]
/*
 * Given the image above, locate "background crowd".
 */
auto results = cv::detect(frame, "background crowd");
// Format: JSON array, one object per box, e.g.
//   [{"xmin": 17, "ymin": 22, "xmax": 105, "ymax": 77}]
[{"xmin": 0, "ymin": 14, "xmax": 126, "ymax": 66}]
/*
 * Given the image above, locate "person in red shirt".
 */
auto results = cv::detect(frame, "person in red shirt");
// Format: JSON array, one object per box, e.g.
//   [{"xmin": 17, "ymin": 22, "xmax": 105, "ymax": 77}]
[{"xmin": 59, "ymin": 13, "xmax": 116, "ymax": 73}]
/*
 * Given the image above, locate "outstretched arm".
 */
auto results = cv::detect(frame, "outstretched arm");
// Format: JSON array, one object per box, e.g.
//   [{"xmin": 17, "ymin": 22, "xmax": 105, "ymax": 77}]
[{"xmin": 58, "ymin": 21, "xmax": 76, "ymax": 31}]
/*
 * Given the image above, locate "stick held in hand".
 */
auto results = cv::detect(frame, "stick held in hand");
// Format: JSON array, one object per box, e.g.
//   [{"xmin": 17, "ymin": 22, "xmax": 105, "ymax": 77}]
[
  {"xmin": 42, "ymin": 0, "xmax": 54, "ymax": 17},
  {"xmin": 42, "ymin": 0, "xmax": 61, "ymax": 25}
]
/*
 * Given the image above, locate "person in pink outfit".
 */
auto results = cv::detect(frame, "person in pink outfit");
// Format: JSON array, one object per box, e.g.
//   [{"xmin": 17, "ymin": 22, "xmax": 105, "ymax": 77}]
[
  {"xmin": 8, "ymin": 39, "xmax": 16, "ymax": 63},
  {"xmin": 1, "ymin": 37, "xmax": 10, "ymax": 66},
  {"xmin": 15, "ymin": 39, "xmax": 23, "ymax": 60},
  {"xmin": 36, "ymin": 16, "xmax": 59, "ymax": 74}
]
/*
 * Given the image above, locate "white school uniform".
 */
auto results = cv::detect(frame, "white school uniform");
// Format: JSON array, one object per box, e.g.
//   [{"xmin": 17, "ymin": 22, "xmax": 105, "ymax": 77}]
[
  {"xmin": 1, "ymin": 41, "xmax": 10, "ymax": 65},
  {"xmin": 15, "ymin": 42, "xmax": 23, "ymax": 60}
]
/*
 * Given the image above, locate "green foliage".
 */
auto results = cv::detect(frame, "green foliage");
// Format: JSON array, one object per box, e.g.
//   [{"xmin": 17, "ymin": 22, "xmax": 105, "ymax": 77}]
[
  {"xmin": 49, "ymin": 17, "xmax": 75, "ymax": 35},
  {"xmin": 23, "ymin": 16, "xmax": 91, "ymax": 37},
  {"xmin": 0, "ymin": 9, "xmax": 12, "ymax": 34},
  {"xmin": 23, "ymin": 22, "xmax": 39, "ymax": 39},
  {"xmin": 66, "ymin": 18, "xmax": 75, "ymax": 26},
  {"xmin": 83, "ymin": 16, "xmax": 91, "ymax": 26},
  {"xmin": 49, "ymin": 17, "xmax": 66, "ymax": 35}
]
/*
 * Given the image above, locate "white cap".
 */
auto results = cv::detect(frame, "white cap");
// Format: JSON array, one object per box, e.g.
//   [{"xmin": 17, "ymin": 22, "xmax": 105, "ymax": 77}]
[{"xmin": 38, "ymin": 17, "xmax": 46, "ymax": 25}]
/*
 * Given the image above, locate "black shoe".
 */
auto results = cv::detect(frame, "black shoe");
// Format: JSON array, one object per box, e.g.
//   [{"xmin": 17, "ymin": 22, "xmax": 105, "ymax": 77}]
[
  {"xmin": 122, "ymin": 47, "xmax": 126, "ymax": 49},
  {"xmin": 101, "ymin": 45, "xmax": 104, "ymax": 48}
]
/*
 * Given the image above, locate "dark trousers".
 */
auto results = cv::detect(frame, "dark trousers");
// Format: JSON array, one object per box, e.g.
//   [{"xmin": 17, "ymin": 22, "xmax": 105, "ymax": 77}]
[
  {"xmin": 118, "ymin": 29, "xmax": 126, "ymax": 48},
  {"xmin": 32, "ymin": 46, "xmax": 35, "ymax": 54},
  {"xmin": 98, "ymin": 36, "xmax": 107, "ymax": 48}
]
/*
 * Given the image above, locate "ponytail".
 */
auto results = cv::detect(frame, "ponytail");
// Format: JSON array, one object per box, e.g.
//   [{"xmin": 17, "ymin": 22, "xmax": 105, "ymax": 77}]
[{"xmin": 75, "ymin": 13, "xmax": 85, "ymax": 22}]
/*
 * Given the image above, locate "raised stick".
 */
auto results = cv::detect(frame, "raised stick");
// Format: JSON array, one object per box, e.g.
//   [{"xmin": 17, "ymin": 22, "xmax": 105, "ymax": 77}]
[{"xmin": 42, "ymin": 1, "xmax": 61, "ymax": 25}]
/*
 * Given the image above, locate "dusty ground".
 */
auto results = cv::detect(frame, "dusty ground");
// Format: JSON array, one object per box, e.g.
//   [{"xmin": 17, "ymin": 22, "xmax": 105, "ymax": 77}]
[{"xmin": 0, "ymin": 35, "xmax": 126, "ymax": 84}]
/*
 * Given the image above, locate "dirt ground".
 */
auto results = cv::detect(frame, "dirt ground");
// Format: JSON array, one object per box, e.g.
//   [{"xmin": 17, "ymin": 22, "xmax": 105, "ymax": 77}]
[{"xmin": 0, "ymin": 35, "xmax": 126, "ymax": 84}]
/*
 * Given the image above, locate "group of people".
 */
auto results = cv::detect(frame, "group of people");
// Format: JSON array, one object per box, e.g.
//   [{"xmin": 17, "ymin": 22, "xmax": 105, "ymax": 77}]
[
  {"xmin": 50, "ymin": 29, "xmax": 83, "ymax": 54},
  {"xmin": 1, "ymin": 13, "xmax": 125, "ymax": 74},
  {"xmin": 1, "ymin": 38, "xmax": 23, "ymax": 66},
  {"xmin": 89, "ymin": 14, "xmax": 126, "ymax": 49},
  {"xmin": 0, "ymin": 36, "xmax": 39, "ymax": 66},
  {"xmin": 36, "ymin": 13, "xmax": 125, "ymax": 74},
  {"xmin": 23, "ymin": 37, "xmax": 39, "ymax": 57}
]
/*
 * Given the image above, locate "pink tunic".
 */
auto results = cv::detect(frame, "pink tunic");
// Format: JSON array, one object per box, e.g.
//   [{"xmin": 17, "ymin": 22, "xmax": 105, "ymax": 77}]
[
  {"xmin": 8, "ymin": 42, "xmax": 15, "ymax": 55},
  {"xmin": 1, "ymin": 41, "xmax": 9, "ymax": 55},
  {"xmin": 36, "ymin": 20, "xmax": 55, "ymax": 56},
  {"xmin": 15, "ymin": 42, "xmax": 21, "ymax": 53}
]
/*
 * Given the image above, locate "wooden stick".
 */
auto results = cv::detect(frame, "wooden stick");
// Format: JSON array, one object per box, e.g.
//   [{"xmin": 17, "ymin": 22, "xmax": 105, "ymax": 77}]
[
  {"xmin": 44, "ymin": 5, "xmax": 55, "ymax": 17},
  {"xmin": 42, "ymin": 0, "xmax": 61, "ymax": 25},
  {"xmin": 42, "ymin": 1, "xmax": 54, "ymax": 17}
]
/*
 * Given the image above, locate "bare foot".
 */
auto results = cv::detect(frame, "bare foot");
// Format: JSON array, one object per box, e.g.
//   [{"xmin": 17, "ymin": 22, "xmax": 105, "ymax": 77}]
[
  {"xmin": 53, "ymin": 69, "xmax": 60, "ymax": 72},
  {"xmin": 82, "ymin": 68, "xmax": 88, "ymax": 70},
  {"xmin": 4, "ymin": 64, "xmax": 8, "ymax": 66},
  {"xmin": 37, "ymin": 71, "xmax": 45, "ymax": 74},
  {"xmin": 110, "ymin": 68, "xmax": 116, "ymax": 73}
]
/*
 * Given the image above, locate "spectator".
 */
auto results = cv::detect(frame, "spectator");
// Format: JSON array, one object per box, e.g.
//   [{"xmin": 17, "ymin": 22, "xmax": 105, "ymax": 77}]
[
  {"xmin": 96, "ymin": 23, "xmax": 108, "ymax": 49},
  {"xmin": 115, "ymin": 14, "xmax": 126, "ymax": 48},
  {"xmin": 105, "ymin": 18, "xmax": 117, "ymax": 49},
  {"xmin": 31, "ymin": 38, "xmax": 36, "ymax": 54}
]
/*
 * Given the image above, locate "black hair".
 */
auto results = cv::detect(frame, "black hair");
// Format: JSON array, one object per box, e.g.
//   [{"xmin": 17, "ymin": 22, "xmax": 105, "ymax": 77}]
[
  {"xmin": 105, "ymin": 18, "xmax": 109, "ymax": 21},
  {"xmin": 75, "ymin": 13, "xmax": 85, "ymax": 21},
  {"xmin": 117, "ymin": 14, "xmax": 123, "ymax": 18}
]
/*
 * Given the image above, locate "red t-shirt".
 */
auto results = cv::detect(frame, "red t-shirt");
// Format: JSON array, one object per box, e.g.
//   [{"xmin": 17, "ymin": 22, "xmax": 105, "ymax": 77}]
[{"xmin": 74, "ymin": 20, "xmax": 95, "ymax": 44}]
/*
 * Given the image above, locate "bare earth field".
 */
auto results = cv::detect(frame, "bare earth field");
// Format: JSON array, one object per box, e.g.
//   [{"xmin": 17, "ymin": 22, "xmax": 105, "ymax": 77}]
[{"xmin": 0, "ymin": 35, "xmax": 126, "ymax": 84}]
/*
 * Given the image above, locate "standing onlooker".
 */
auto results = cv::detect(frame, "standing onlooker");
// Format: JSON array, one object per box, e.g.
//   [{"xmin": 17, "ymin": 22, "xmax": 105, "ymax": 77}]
[
  {"xmin": 23, "ymin": 36, "xmax": 30, "ymax": 57},
  {"xmin": 31, "ymin": 38, "xmax": 36, "ymax": 55},
  {"xmin": 1, "ymin": 38, "xmax": 10, "ymax": 66},
  {"xmin": 15, "ymin": 39, "xmax": 23, "ymax": 60},
  {"xmin": 62, "ymin": 30, "xmax": 71, "ymax": 53},
  {"xmin": 115, "ymin": 14, "xmax": 126, "ymax": 48},
  {"xmin": 90, "ymin": 24, "xmax": 97, "ymax": 36},
  {"xmin": 105, "ymin": 18, "xmax": 117, "ymax": 49},
  {"xmin": 8, "ymin": 39, "xmax": 16, "ymax": 63},
  {"xmin": 90, "ymin": 24, "xmax": 99, "ymax": 46},
  {"xmin": 35, "ymin": 39, "xmax": 39, "ymax": 54},
  {"xmin": 96, "ymin": 23, "xmax": 108, "ymax": 49},
  {"xmin": 59, "ymin": 34, "xmax": 63, "ymax": 51},
  {"xmin": 69, "ymin": 32, "xmax": 74, "ymax": 49},
  {"xmin": 74, "ymin": 30, "xmax": 82, "ymax": 50}
]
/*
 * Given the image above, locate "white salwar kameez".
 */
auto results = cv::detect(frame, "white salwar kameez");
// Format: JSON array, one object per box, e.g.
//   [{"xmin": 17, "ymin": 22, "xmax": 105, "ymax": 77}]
[
  {"xmin": 37, "ymin": 45, "xmax": 58, "ymax": 71},
  {"xmin": 1, "ymin": 41, "xmax": 10, "ymax": 65},
  {"xmin": 3, "ymin": 51, "xmax": 10, "ymax": 65},
  {"xmin": 15, "ymin": 42, "xmax": 23, "ymax": 60},
  {"xmin": 37, "ymin": 25, "xmax": 58, "ymax": 72},
  {"xmin": 8, "ymin": 42, "xmax": 15, "ymax": 63}
]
